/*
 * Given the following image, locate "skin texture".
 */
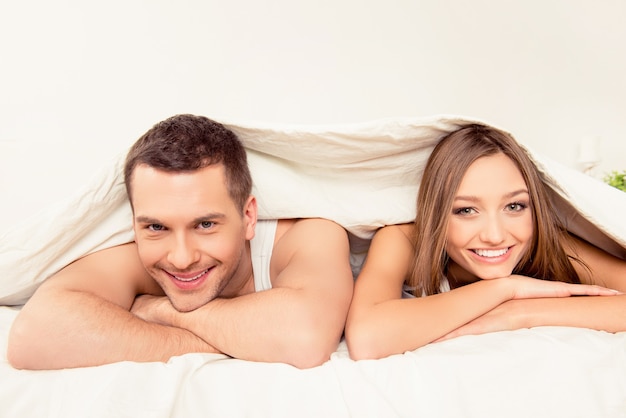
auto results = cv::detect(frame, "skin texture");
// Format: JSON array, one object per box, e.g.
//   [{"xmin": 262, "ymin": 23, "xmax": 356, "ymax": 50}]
[
  {"xmin": 8, "ymin": 164, "xmax": 353, "ymax": 370},
  {"xmin": 346, "ymin": 153, "xmax": 626, "ymax": 360}
]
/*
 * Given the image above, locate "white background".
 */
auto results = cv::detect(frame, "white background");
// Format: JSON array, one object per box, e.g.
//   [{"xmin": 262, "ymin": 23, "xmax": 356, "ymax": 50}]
[{"xmin": 1, "ymin": 0, "xmax": 625, "ymax": 230}]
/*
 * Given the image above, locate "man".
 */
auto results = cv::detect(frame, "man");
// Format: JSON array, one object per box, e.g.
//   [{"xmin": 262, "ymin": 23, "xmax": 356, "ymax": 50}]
[{"xmin": 8, "ymin": 114, "xmax": 353, "ymax": 370}]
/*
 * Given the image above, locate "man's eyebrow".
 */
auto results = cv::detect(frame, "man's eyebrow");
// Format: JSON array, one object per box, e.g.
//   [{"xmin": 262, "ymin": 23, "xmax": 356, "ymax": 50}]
[
  {"xmin": 135, "ymin": 216, "xmax": 161, "ymax": 224},
  {"xmin": 191, "ymin": 213, "xmax": 227, "ymax": 224},
  {"xmin": 134, "ymin": 213, "xmax": 227, "ymax": 225}
]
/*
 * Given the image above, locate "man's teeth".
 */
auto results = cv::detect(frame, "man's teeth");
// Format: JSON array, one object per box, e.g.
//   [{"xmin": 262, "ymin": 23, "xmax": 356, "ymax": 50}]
[
  {"xmin": 173, "ymin": 269, "xmax": 208, "ymax": 282},
  {"xmin": 474, "ymin": 248, "xmax": 508, "ymax": 258}
]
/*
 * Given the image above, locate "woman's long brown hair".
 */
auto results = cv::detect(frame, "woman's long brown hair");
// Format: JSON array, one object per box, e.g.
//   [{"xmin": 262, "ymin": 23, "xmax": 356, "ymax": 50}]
[{"xmin": 408, "ymin": 124, "xmax": 582, "ymax": 296}]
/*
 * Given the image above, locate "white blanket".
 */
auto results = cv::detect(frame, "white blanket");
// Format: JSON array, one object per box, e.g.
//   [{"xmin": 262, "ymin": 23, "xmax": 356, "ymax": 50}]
[{"xmin": 1, "ymin": 115, "xmax": 626, "ymax": 417}]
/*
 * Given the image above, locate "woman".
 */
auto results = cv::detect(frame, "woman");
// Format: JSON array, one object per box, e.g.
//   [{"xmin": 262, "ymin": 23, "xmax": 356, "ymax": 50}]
[{"xmin": 346, "ymin": 123, "xmax": 626, "ymax": 360}]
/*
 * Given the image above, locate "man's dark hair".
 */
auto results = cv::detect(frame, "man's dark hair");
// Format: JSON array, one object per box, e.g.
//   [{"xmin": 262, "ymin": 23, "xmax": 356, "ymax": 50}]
[{"xmin": 124, "ymin": 114, "xmax": 252, "ymax": 212}]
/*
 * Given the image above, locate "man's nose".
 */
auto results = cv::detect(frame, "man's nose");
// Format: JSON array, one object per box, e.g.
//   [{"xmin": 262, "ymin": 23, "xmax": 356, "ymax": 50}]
[{"xmin": 167, "ymin": 234, "xmax": 200, "ymax": 270}]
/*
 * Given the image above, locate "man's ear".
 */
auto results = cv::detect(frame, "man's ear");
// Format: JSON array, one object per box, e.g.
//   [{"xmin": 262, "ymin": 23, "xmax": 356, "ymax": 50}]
[{"xmin": 243, "ymin": 196, "xmax": 257, "ymax": 240}]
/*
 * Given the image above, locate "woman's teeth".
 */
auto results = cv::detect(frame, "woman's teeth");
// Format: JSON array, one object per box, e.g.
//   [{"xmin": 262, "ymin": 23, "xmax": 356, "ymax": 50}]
[{"xmin": 474, "ymin": 248, "xmax": 508, "ymax": 258}]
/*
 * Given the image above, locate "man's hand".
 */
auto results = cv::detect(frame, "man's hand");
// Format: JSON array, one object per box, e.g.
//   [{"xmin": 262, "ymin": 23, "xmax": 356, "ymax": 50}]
[
  {"xmin": 8, "ymin": 243, "xmax": 223, "ymax": 370},
  {"xmin": 131, "ymin": 294, "xmax": 176, "ymax": 325}
]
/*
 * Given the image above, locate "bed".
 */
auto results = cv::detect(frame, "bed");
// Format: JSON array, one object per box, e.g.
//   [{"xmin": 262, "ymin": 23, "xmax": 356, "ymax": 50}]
[{"xmin": 1, "ymin": 115, "xmax": 626, "ymax": 417}]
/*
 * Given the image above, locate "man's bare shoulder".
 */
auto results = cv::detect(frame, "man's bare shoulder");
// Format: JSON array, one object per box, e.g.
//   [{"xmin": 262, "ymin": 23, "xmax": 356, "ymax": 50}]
[
  {"xmin": 271, "ymin": 219, "xmax": 352, "ymax": 289},
  {"xmin": 70, "ymin": 242, "xmax": 141, "ymax": 271},
  {"xmin": 272, "ymin": 218, "xmax": 348, "ymax": 268},
  {"xmin": 276, "ymin": 218, "xmax": 348, "ymax": 245},
  {"xmin": 48, "ymin": 242, "xmax": 162, "ymax": 298}
]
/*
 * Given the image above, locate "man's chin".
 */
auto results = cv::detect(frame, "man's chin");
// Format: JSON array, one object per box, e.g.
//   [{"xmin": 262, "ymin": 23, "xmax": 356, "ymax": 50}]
[
  {"xmin": 170, "ymin": 298, "xmax": 209, "ymax": 312},
  {"xmin": 172, "ymin": 304, "xmax": 197, "ymax": 313}
]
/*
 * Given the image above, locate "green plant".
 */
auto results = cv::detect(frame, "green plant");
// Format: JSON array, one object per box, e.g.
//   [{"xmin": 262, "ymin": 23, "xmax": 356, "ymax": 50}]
[{"xmin": 603, "ymin": 170, "xmax": 626, "ymax": 192}]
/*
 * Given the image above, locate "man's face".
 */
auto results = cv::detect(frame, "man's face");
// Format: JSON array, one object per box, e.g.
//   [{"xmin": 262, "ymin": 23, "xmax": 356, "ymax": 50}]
[{"xmin": 131, "ymin": 164, "xmax": 256, "ymax": 312}]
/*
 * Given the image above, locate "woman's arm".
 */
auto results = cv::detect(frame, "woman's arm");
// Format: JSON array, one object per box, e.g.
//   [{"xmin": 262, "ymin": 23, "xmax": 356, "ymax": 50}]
[
  {"xmin": 436, "ymin": 235, "xmax": 626, "ymax": 341},
  {"xmin": 345, "ymin": 225, "xmax": 513, "ymax": 359},
  {"xmin": 572, "ymin": 235, "xmax": 626, "ymax": 291},
  {"xmin": 346, "ymin": 226, "xmax": 619, "ymax": 360},
  {"xmin": 517, "ymin": 235, "xmax": 626, "ymax": 331}
]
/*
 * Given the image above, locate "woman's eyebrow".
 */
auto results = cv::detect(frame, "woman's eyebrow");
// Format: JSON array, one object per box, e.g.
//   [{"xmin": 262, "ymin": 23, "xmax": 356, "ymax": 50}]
[
  {"xmin": 506, "ymin": 189, "xmax": 530, "ymax": 198},
  {"xmin": 454, "ymin": 189, "xmax": 529, "ymax": 202},
  {"xmin": 453, "ymin": 195, "xmax": 479, "ymax": 203}
]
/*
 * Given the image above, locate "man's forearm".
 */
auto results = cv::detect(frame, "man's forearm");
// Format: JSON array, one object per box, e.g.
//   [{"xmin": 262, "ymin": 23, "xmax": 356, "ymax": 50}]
[
  {"xmin": 159, "ymin": 288, "xmax": 344, "ymax": 368},
  {"xmin": 8, "ymin": 289, "xmax": 218, "ymax": 370}
]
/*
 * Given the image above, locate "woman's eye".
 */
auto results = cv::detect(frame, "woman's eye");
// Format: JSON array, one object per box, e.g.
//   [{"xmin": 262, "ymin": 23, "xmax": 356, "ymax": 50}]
[
  {"xmin": 507, "ymin": 202, "xmax": 527, "ymax": 212},
  {"xmin": 454, "ymin": 207, "xmax": 476, "ymax": 215}
]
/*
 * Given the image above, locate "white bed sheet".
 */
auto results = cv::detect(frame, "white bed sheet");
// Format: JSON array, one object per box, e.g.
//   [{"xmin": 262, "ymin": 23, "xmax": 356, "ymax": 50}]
[{"xmin": 1, "ymin": 305, "xmax": 625, "ymax": 417}]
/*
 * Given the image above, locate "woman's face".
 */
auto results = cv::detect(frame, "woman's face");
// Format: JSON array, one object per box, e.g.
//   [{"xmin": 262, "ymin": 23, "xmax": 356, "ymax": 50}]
[{"xmin": 445, "ymin": 153, "xmax": 533, "ymax": 282}]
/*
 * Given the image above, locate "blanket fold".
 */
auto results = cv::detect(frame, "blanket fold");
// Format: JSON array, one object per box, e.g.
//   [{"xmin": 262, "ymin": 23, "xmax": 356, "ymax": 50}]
[{"xmin": 1, "ymin": 115, "xmax": 625, "ymax": 306}]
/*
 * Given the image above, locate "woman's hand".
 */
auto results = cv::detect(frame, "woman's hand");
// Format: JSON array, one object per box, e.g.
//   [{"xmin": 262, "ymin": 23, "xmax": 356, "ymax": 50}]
[
  {"xmin": 435, "ymin": 275, "xmax": 621, "ymax": 342},
  {"xmin": 506, "ymin": 274, "xmax": 620, "ymax": 300}
]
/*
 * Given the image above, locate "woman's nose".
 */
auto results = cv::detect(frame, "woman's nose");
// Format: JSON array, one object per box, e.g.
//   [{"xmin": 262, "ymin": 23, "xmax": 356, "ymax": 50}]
[{"xmin": 479, "ymin": 216, "xmax": 506, "ymax": 245}]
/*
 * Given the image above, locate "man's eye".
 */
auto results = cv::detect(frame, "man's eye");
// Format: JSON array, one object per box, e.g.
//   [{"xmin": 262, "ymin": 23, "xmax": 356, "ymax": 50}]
[
  {"xmin": 148, "ymin": 224, "xmax": 164, "ymax": 231},
  {"xmin": 199, "ymin": 221, "xmax": 214, "ymax": 229}
]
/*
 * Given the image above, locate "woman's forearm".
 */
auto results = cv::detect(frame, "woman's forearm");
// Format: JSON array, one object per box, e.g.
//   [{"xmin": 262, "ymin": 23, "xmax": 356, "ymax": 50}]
[
  {"xmin": 515, "ymin": 294, "xmax": 626, "ymax": 332},
  {"xmin": 346, "ymin": 279, "xmax": 514, "ymax": 359}
]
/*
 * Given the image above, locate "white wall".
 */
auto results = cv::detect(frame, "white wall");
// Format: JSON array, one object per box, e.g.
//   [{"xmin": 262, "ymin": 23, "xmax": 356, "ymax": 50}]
[{"xmin": 1, "ymin": 0, "xmax": 625, "ymax": 227}]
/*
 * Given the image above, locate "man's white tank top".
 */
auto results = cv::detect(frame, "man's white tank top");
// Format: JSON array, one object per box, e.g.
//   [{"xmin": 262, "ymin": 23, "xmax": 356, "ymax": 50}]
[{"xmin": 250, "ymin": 219, "xmax": 277, "ymax": 292}]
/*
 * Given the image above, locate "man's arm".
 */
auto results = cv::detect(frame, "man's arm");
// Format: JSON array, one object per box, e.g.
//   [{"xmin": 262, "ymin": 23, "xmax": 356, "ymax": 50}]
[
  {"xmin": 131, "ymin": 219, "xmax": 354, "ymax": 369},
  {"xmin": 8, "ymin": 243, "xmax": 218, "ymax": 370}
]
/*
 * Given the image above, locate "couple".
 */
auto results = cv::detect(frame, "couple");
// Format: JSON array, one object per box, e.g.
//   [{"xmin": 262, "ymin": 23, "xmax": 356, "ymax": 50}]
[{"xmin": 8, "ymin": 115, "xmax": 626, "ymax": 370}]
